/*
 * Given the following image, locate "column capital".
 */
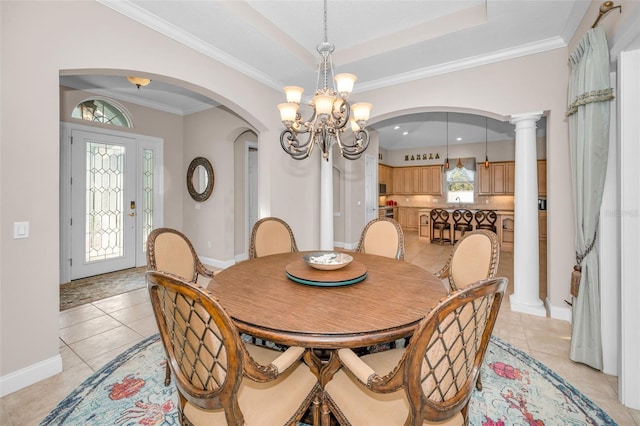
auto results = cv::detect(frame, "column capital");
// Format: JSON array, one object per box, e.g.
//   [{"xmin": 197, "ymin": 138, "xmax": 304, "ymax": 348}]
[{"xmin": 510, "ymin": 111, "xmax": 544, "ymax": 126}]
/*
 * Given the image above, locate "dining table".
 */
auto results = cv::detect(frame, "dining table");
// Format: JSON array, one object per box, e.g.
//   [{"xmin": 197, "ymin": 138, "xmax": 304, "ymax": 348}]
[
  {"xmin": 209, "ymin": 251, "xmax": 447, "ymax": 425},
  {"xmin": 208, "ymin": 251, "xmax": 447, "ymax": 350}
]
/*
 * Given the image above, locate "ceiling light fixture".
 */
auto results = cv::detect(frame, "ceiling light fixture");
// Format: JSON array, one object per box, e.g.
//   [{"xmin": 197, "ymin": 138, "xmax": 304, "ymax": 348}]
[
  {"xmin": 126, "ymin": 76, "xmax": 151, "ymax": 89},
  {"xmin": 278, "ymin": 0, "xmax": 372, "ymax": 161},
  {"xmin": 484, "ymin": 116, "xmax": 490, "ymax": 168}
]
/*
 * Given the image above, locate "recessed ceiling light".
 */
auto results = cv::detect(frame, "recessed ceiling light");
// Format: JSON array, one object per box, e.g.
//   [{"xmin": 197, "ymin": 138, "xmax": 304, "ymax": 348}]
[
  {"xmin": 456, "ymin": 137, "xmax": 462, "ymax": 141},
  {"xmin": 403, "ymin": 131, "xmax": 409, "ymax": 136},
  {"xmin": 394, "ymin": 126, "xmax": 400, "ymax": 130}
]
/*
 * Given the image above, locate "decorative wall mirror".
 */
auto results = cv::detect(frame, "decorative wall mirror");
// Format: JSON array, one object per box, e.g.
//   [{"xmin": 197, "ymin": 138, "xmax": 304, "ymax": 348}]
[{"xmin": 187, "ymin": 157, "xmax": 214, "ymax": 202}]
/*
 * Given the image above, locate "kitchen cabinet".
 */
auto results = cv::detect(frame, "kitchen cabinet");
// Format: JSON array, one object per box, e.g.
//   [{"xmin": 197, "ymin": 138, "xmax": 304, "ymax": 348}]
[
  {"xmin": 478, "ymin": 161, "xmax": 515, "ymax": 195},
  {"xmin": 378, "ymin": 164, "xmax": 393, "ymax": 188},
  {"xmin": 391, "ymin": 166, "xmax": 442, "ymax": 195},
  {"xmin": 398, "ymin": 207, "xmax": 419, "ymax": 230},
  {"xmin": 500, "ymin": 214, "xmax": 514, "ymax": 250},
  {"xmin": 477, "ymin": 165, "xmax": 491, "ymax": 194},
  {"xmin": 418, "ymin": 210, "xmax": 430, "ymax": 239},
  {"xmin": 537, "ymin": 160, "xmax": 546, "ymax": 197},
  {"xmin": 539, "ymin": 211, "xmax": 547, "ymax": 240},
  {"xmin": 419, "ymin": 166, "xmax": 443, "ymax": 195},
  {"xmin": 403, "ymin": 168, "xmax": 415, "ymax": 193},
  {"xmin": 392, "ymin": 167, "xmax": 416, "ymax": 194},
  {"xmin": 392, "ymin": 167, "xmax": 405, "ymax": 194}
]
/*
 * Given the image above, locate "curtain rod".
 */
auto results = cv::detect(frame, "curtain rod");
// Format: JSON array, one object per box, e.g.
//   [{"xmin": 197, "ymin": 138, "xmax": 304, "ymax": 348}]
[{"xmin": 591, "ymin": 1, "xmax": 622, "ymax": 28}]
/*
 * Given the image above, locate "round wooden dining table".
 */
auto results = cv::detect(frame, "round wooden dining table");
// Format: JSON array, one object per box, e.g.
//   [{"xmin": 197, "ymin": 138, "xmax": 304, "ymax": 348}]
[{"xmin": 208, "ymin": 251, "xmax": 447, "ymax": 350}]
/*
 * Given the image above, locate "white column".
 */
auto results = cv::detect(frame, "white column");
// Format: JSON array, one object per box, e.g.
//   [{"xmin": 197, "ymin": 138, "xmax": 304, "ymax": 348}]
[
  {"xmin": 320, "ymin": 152, "xmax": 334, "ymax": 250},
  {"xmin": 509, "ymin": 112, "xmax": 546, "ymax": 317}
]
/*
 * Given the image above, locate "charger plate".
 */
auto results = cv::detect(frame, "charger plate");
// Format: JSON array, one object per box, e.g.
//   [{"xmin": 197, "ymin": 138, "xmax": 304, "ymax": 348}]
[{"xmin": 285, "ymin": 258, "xmax": 367, "ymax": 287}]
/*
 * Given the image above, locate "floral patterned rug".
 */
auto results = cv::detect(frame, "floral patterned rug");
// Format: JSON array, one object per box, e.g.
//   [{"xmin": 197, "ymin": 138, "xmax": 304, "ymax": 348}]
[{"xmin": 41, "ymin": 335, "xmax": 616, "ymax": 425}]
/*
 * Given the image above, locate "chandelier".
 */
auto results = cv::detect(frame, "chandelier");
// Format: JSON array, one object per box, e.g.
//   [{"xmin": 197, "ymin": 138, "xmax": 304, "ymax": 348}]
[{"xmin": 278, "ymin": 0, "xmax": 372, "ymax": 161}]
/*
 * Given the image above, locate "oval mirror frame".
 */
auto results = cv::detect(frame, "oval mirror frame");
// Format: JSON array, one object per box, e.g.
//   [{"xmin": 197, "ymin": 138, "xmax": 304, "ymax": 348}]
[{"xmin": 187, "ymin": 157, "xmax": 214, "ymax": 202}]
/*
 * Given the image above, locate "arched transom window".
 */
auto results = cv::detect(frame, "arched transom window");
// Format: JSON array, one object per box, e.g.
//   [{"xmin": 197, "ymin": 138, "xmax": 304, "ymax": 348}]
[{"xmin": 72, "ymin": 99, "xmax": 132, "ymax": 128}]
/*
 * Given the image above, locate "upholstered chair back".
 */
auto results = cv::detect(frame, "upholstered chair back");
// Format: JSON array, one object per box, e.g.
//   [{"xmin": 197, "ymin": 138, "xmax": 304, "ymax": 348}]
[
  {"xmin": 356, "ymin": 218, "xmax": 405, "ymax": 260},
  {"xmin": 147, "ymin": 227, "xmax": 213, "ymax": 283},
  {"xmin": 249, "ymin": 217, "xmax": 298, "ymax": 259},
  {"xmin": 437, "ymin": 229, "xmax": 500, "ymax": 292}
]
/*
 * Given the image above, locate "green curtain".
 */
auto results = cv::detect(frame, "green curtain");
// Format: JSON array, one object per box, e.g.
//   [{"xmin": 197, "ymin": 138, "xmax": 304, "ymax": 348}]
[{"xmin": 567, "ymin": 26, "xmax": 614, "ymax": 370}]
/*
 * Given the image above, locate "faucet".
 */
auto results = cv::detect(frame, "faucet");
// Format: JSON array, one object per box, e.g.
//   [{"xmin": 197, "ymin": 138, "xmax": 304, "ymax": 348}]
[{"xmin": 455, "ymin": 197, "xmax": 461, "ymax": 208}]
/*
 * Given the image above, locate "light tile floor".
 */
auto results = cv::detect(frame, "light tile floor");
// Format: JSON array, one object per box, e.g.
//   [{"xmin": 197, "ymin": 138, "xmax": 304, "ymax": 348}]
[{"xmin": 1, "ymin": 232, "xmax": 638, "ymax": 425}]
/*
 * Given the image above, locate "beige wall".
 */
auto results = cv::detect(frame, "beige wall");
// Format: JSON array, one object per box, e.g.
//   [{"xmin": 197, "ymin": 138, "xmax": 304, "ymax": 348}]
[
  {"xmin": 183, "ymin": 107, "xmax": 255, "ymax": 262},
  {"xmin": 381, "ymin": 137, "xmax": 547, "ymax": 167}
]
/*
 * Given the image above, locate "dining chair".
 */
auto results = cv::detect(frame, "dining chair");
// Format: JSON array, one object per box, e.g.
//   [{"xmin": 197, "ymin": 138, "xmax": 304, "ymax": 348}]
[
  {"xmin": 474, "ymin": 209, "xmax": 498, "ymax": 233},
  {"xmin": 356, "ymin": 217, "xmax": 405, "ymax": 260},
  {"xmin": 430, "ymin": 209, "xmax": 452, "ymax": 244},
  {"xmin": 146, "ymin": 227, "xmax": 215, "ymax": 288},
  {"xmin": 452, "ymin": 209, "xmax": 474, "ymax": 243},
  {"xmin": 436, "ymin": 229, "xmax": 500, "ymax": 293},
  {"xmin": 249, "ymin": 217, "xmax": 299, "ymax": 259},
  {"xmin": 323, "ymin": 277, "xmax": 507, "ymax": 426},
  {"xmin": 146, "ymin": 227, "xmax": 218, "ymax": 386},
  {"xmin": 147, "ymin": 271, "xmax": 320, "ymax": 426}
]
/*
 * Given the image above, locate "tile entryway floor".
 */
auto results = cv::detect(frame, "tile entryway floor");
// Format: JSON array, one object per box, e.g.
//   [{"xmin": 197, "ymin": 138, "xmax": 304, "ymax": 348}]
[{"xmin": 1, "ymin": 232, "xmax": 638, "ymax": 425}]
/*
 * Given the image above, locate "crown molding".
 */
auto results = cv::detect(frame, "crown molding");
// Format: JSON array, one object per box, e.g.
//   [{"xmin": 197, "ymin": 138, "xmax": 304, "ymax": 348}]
[
  {"xmin": 97, "ymin": 0, "xmax": 283, "ymax": 92},
  {"xmin": 98, "ymin": 0, "xmax": 568, "ymax": 95},
  {"xmin": 358, "ymin": 37, "xmax": 567, "ymax": 93}
]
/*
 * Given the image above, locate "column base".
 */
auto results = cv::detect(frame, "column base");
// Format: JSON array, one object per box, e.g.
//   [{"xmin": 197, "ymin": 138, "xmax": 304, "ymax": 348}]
[{"xmin": 510, "ymin": 294, "xmax": 547, "ymax": 317}]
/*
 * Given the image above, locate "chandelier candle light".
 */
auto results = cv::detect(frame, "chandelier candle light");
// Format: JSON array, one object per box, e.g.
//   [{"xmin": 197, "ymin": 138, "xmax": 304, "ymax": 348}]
[{"xmin": 278, "ymin": 0, "xmax": 372, "ymax": 250}]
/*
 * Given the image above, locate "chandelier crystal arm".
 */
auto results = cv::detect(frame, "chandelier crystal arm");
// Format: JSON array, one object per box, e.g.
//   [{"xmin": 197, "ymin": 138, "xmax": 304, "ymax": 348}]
[{"xmin": 280, "ymin": 129, "xmax": 315, "ymax": 160}]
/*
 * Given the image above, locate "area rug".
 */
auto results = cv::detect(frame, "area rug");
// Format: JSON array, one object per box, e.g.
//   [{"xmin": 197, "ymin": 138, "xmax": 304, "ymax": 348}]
[
  {"xmin": 60, "ymin": 267, "xmax": 147, "ymax": 311},
  {"xmin": 40, "ymin": 335, "xmax": 616, "ymax": 425}
]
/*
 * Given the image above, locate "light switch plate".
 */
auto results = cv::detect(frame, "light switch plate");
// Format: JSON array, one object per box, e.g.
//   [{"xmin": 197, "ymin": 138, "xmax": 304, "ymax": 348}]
[{"xmin": 13, "ymin": 221, "xmax": 29, "ymax": 239}]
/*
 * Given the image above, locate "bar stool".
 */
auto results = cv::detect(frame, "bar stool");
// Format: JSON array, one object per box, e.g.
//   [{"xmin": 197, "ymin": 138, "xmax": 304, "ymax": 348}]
[
  {"xmin": 475, "ymin": 209, "xmax": 498, "ymax": 233},
  {"xmin": 452, "ymin": 209, "xmax": 473, "ymax": 243},
  {"xmin": 430, "ymin": 209, "xmax": 451, "ymax": 244}
]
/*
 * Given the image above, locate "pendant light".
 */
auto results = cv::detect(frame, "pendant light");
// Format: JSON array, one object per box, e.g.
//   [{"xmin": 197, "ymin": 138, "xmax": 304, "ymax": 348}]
[
  {"xmin": 444, "ymin": 112, "xmax": 450, "ymax": 169},
  {"xmin": 484, "ymin": 116, "xmax": 490, "ymax": 168}
]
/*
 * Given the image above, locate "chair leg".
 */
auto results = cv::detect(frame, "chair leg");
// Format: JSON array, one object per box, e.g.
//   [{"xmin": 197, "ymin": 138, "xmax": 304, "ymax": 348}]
[{"xmin": 164, "ymin": 359, "xmax": 171, "ymax": 386}]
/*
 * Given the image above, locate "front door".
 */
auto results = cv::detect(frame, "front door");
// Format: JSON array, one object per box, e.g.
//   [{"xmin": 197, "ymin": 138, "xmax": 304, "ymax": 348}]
[{"xmin": 70, "ymin": 130, "xmax": 137, "ymax": 279}]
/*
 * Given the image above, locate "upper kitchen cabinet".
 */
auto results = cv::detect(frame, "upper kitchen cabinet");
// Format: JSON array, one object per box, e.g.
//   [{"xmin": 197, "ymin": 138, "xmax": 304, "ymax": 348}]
[
  {"xmin": 477, "ymin": 165, "xmax": 491, "ymax": 195},
  {"xmin": 419, "ymin": 165, "xmax": 443, "ymax": 195},
  {"xmin": 391, "ymin": 165, "xmax": 442, "ymax": 195},
  {"xmin": 393, "ymin": 167, "xmax": 415, "ymax": 194},
  {"xmin": 492, "ymin": 162, "xmax": 515, "ymax": 194},
  {"xmin": 537, "ymin": 160, "xmax": 546, "ymax": 197},
  {"xmin": 378, "ymin": 164, "xmax": 393, "ymax": 186},
  {"xmin": 478, "ymin": 161, "xmax": 515, "ymax": 195}
]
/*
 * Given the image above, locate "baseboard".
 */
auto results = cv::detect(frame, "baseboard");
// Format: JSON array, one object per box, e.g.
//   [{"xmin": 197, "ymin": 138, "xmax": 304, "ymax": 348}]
[
  {"xmin": 546, "ymin": 297, "xmax": 572, "ymax": 323},
  {"xmin": 0, "ymin": 354, "xmax": 62, "ymax": 397},
  {"xmin": 334, "ymin": 241, "xmax": 358, "ymax": 250},
  {"xmin": 199, "ymin": 256, "xmax": 236, "ymax": 271},
  {"xmin": 234, "ymin": 253, "xmax": 248, "ymax": 263}
]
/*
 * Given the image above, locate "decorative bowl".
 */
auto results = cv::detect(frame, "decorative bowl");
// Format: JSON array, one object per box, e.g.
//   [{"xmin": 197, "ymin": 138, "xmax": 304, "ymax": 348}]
[{"xmin": 303, "ymin": 252, "xmax": 353, "ymax": 271}]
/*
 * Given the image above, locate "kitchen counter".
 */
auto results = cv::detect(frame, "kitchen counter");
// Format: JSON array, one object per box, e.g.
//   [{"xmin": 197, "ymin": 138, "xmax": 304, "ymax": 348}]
[{"xmin": 412, "ymin": 207, "xmax": 515, "ymax": 250}]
